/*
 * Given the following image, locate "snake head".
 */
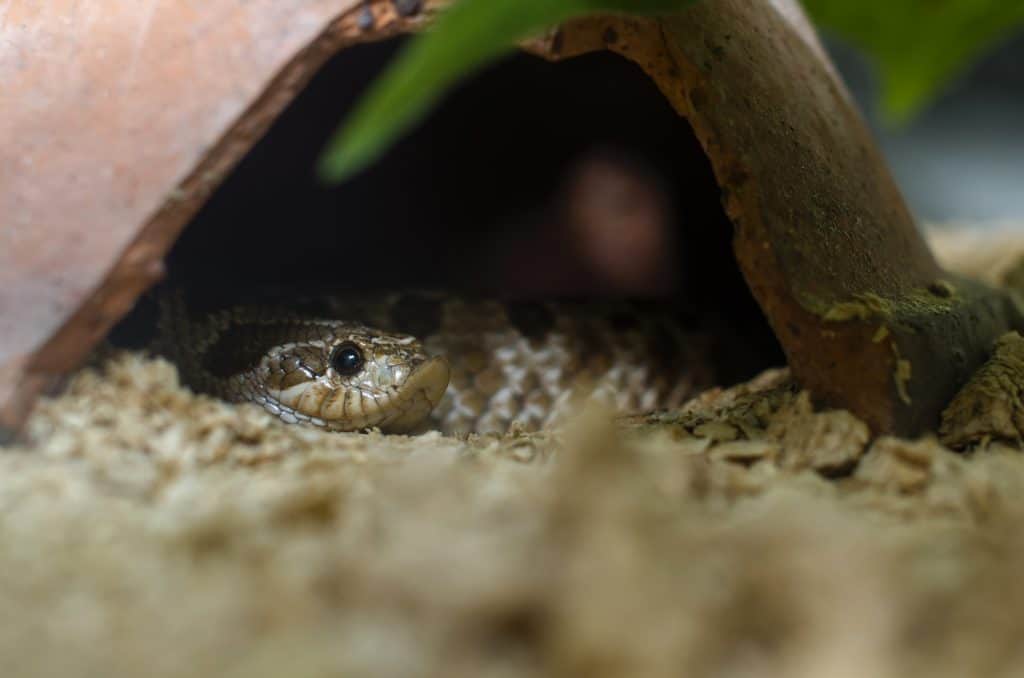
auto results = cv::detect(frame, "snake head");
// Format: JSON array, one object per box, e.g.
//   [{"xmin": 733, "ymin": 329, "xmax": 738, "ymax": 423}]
[{"xmin": 250, "ymin": 324, "xmax": 450, "ymax": 433}]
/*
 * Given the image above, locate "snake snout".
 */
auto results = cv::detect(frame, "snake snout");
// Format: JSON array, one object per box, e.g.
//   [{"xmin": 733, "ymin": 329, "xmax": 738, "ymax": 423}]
[
  {"xmin": 382, "ymin": 355, "xmax": 451, "ymax": 432},
  {"xmin": 413, "ymin": 356, "xmax": 451, "ymax": 408}
]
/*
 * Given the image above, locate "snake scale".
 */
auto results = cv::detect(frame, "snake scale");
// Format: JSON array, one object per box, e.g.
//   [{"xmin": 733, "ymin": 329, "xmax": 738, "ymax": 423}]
[{"xmin": 158, "ymin": 291, "xmax": 717, "ymax": 435}]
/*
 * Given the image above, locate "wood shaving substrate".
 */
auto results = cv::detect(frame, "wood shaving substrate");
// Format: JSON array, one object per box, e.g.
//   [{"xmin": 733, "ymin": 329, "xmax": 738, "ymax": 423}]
[{"xmin": 5, "ymin": 231, "xmax": 1024, "ymax": 678}]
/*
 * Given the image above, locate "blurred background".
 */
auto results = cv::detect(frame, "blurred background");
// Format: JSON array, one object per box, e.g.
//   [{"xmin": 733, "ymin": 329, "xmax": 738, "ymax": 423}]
[{"xmin": 827, "ymin": 31, "xmax": 1024, "ymax": 224}]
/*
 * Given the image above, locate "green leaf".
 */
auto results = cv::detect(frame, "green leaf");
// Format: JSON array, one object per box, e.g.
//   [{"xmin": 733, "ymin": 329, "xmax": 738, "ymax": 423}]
[
  {"xmin": 803, "ymin": 0, "xmax": 1024, "ymax": 120},
  {"xmin": 317, "ymin": 0, "xmax": 695, "ymax": 184}
]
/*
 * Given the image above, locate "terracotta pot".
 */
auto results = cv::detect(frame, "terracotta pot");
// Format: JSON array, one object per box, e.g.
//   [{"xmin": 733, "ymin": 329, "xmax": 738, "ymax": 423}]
[{"xmin": 1, "ymin": 0, "xmax": 1015, "ymax": 438}]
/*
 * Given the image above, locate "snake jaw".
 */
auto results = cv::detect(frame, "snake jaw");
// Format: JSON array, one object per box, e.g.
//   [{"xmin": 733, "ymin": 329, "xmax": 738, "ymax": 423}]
[
  {"xmin": 255, "ymin": 337, "xmax": 450, "ymax": 433},
  {"xmin": 305, "ymin": 354, "xmax": 448, "ymax": 432}
]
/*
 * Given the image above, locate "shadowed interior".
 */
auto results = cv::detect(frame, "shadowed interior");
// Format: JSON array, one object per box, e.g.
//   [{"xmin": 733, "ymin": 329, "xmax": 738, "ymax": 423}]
[{"xmin": 118, "ymin": 37, "xmax": 783, "ymax": 386}]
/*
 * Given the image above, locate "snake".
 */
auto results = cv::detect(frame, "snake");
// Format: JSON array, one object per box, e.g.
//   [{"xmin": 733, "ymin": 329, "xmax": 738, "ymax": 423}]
[{"xmin": 157, "ymin": 291, "xmax": 716, "ymax": 435}]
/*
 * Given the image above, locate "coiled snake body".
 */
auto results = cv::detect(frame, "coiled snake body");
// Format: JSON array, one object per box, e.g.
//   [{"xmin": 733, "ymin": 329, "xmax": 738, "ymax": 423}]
[{"xmin": 159, "ymin": 292, "xmax": 715, "ymax": 435}]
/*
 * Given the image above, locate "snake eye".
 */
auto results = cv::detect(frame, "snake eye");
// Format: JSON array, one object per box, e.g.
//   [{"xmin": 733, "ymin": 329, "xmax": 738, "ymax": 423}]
[{"xmin": 330, "ymin": 343, "xmax": 364, "ymax": 376}]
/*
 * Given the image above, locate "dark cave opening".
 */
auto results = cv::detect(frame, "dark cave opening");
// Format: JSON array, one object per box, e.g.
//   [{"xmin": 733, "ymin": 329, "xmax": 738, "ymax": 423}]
[{"xmin": 121, "ymin": 37, "xmax": 783, "ymax": 385}]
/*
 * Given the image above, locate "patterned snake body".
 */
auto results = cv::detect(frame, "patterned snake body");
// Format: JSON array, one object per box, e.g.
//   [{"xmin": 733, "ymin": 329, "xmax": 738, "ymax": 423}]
[{"xmin": 159, "ymin": 292, "xmax": 714, "ymax": 435}]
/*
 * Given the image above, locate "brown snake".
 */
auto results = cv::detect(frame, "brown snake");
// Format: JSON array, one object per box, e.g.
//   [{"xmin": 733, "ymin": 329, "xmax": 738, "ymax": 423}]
[{"xmin": 158, "ymin": 291, "xmax": 716, "ymax": 435}]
